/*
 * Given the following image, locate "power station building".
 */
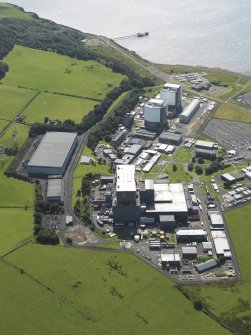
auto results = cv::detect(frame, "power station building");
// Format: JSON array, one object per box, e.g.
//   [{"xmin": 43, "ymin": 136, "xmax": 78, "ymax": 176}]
[
  {"xmin": 27, "ymin": 132, "xmax": 78, "ymax": 176},
  {"xmin": 179, "ymin": 98, "xmax": 200, "ymax": 124},
  {"xmin": 144, "ymin": 98, "xmax": 168, "ymax": 129},
  {"xmin": 112, "ymin": 165, "xmax": 190, "ymax": 228},
  {"xmin": 160, "ymin": 83, "xmax": 182, "ymax": 118}
]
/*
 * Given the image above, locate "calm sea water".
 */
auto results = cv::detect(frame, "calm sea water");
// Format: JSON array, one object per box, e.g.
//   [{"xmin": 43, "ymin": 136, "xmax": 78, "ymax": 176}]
[{"xmin": 9, "ymin": 0, "xmax": 251, "ymax": 75}]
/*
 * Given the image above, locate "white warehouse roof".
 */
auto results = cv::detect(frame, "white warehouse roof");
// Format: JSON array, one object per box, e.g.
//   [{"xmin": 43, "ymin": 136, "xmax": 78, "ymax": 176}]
[
  {"xmin": 213, "ymin": 238, "xmax": 231, "ymax": 258},
  {"xmin": 28, "ymin": 132, "xmax": 77, "ymax": 168},
  {"xmin": 161, "ymin": 252, "xmax": 180, "ymax": 263},
  {"xmin": 195, "ymin": 140, "xmax": 214, "ymax": 149},
  {"xmin": 176, "ymin": 229, "xmax": 207, "ymax": 237},
  {"xmin": 210, "ymin": 213, "xmax": 224, "ymax": 227}
]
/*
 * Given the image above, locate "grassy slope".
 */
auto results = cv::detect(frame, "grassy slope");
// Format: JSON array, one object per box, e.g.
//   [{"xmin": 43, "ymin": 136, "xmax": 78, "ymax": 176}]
[
  {"xmin": 0, "ymin": 208, "xmax": 33, "ymax": 255},
  {"xmin": 0, "ymin": 85, "xmax": 36, "ymax": 121},
  {"xmin": 2, "ymin": 45, "xmax": 125, "ymax": 100},
  {"xmin": 183, "ymin": 204, "xmax": 251, "ymax": 334},
  {"xmin": 173, "ymin": 146, "xmax": 194, "ymax": 162},
  {"xmin": 165, "ymin": 163, "xmax": 193, "ymax": 182},
  {"xmin": 0, "ymin": 119, "xmax": 9, "ymax": 133},
  {"xmin": 23, "ymin": 92, "xmax": 96, "ymax": 123},
  {"xmin": 213, "ymin": 104, "xmax": 251, "ymax": 123},
  {"xmin": 0, "ymin": 158, "xmax": 33, "ymax": 207},
  {"xmin": 0, "ymin": 122, "xmax": 29, "ymax": 148},
  {"xmin": 4, "ymin": 244, "xmax": 230, "ymax": 335},
  {"xmin": 0, "ymin": 3, "xmax": 32, "ymax": 20}
]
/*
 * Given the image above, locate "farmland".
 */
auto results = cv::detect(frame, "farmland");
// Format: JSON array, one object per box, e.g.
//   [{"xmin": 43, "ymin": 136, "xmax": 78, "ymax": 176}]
[
  {"xmin": 0, "ymin": 158, "xmax": 33, "ymax": 207},
  {"xmin": 0, "ymin": 85, "xmax": 36, "ymax": 121},
  {"xmin": 0, "ymin": 122, "xmax": 29, "ymax": 148},
  {"xmin": 183, "ymin": 204, "xmax": 251, "ymax": 335},
  {"xmin": 2, "ymin": 244, "xmax": 230, "ymax": 335},
  {"xmin": 213, "ymin": 104, "xmax": 251, "ymax": 123},
  {"xmin": 2, "ymin": 45, "xmax": 125, "ymax": 100},
  {"xmin": 22, "ymin": 92, "xmax": 96, "ymax": 123},
  {"xmin": 0, "ymin": 208, "xmax": 33, "ymax": 256}
]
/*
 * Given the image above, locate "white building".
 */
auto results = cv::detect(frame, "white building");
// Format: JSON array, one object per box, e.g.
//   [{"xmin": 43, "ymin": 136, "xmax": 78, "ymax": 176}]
[
  {"xmin": 160, "ymin": 83, "xmax": 182, "ymax": 118},
  {"xmin": 144, "ymin": 98, "xmax": 168, "ymax": 129}
]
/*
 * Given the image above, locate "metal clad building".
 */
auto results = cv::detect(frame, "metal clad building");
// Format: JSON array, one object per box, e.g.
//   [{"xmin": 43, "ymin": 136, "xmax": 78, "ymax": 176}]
[
  {"xmin": 179, "ymin": 99, "xmax": 200, "ymax": 124},
  {"xmin": 47, "ymin": 178, "xmax": 63, "ymax": 202},
  {"xmin": 28, "ymin": 132, "xmax": 78, "ymax": 175}
]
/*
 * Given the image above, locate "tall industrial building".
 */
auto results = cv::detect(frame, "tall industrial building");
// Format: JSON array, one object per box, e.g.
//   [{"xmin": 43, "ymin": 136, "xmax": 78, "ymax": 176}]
[
  {"xmin": 144, "ymin": 98, "xmax": 168, "ymax": 129},
  {"xmin": 160, "ymin": 83, "xmax": 182, "ymax": 118},
  {"xmin": 112, "ymin": 165, "xmax": 140, "ymax": 224}
]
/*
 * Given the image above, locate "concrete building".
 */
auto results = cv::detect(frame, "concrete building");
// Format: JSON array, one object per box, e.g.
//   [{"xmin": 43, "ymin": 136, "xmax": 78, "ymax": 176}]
[
  {"xmin": 195, "ymin": 259, "xmax": 218, "ymax": 273},
  {"xmin": 159, "ymin": 131, "xmax": 182, "ymax": 145},
  {"xmin": 195, "ymin": 140, "xmax": 215, "ymax": 150},
  {"xmin": 176, "ymin": 229, "xmax": 207, "ymax": 242},
  {"xmin": 126, "ymin": 144, "xmax": 143, "ymax": 156},
  {"xmin": 210, "ymin": 213, "xmax": 224, "ymax": 229},
  {"xmin": 144, "ymin": 98, "xmax": 168, "ymax": 129},
  {"xmin": 179, "ymin": 99, "xmax": 200, "ymax": 124},
  {"xmin": 112, "ymin": 130, "xmax": 127, "ymax": 147},
  {"xmin": 113, "ymin": 165, "xmax": 140, "ymax": 224},
  {"xmin": 27, "ymin": 132, "xmax": 78, "ymax": 176},
  {"xmin": 181, "ymin": 247, "xmax": 197, "ymax": 259},
  {"xmin": 195, "ymin": 148, "xmax": 217, "ymax": 159},
  {"xmin": 221, "ymin": 173, "xmax": 236, "ymax": 184},
  {"xmin": 159, "ymin": 214, "xmax": 175, "ymax": 231},
  {"xmin": 213, "ymin": 238, "xmax": 231, "ymax": 258},
  {"xmin": 160, "ymin": 83, "xmax": 182, "ymax": 118},
  {"xmin": 47, "ymin": 178, "xmax": 63, "ymax": 202},
  {"xmin": 161, "ymin": 252, "xmax": 181, "ymax": 267}
]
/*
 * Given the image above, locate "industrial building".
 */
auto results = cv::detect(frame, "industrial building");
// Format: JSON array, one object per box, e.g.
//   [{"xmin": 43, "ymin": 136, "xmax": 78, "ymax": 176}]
[
  {"xmin": 159, "ymin": 131, "xmax": 182, "ymax": 145},
  {"xmin": 47, "ymin": 178, "xmax": 64, "ymax": 202},
  {"xmin": 161, "ymin": 252, "xmax": 181, "ymax": 267},
  {"xmin": 210, "ymin": 213, "xmax": 224, "ymax": 229},
  {"xmin": 195, "ymin": 140, "xmax": 215, "ymax": 150},
  {"xmin": 27, "ymin": 132, "xmax": 78, "ymax": 176},
  {"xmin": 159, "ymin": 215, "xmax": 175, "ymax": 231},
  {"xmin": 181, "ymin": 246, "xmax": 197, "ymax": 259},
  {"xmin": 195, "ymin": 148, "xmax": 217, "ymax": 159},
  {"xmin": 160, "ymin": 83, "xmax": 182, "ymax": 118},
  {"xmin": 112, "ymin": 129, "xmax": 127, "ymax": 147},
  {"xmin": 112, "ymin": 165, "xmax": 140, "ymax": 224},
  {"xmin": 80, "ymin": 155, "xmax": 92, "ymax": 165},
  {"xmin": 179, "ymin": 99, "xmax": 200, "ymax": 124},
  {"xmin": 176, "ymin": 229, "xmax": 207, "ymax": 242},
  {"xmin": 195, "ymin": 259, "xmax": 218, "ymax": 273},
  {"xmin": 144, "ymin": 98, "xmax": 168, "ymax": 129},
  {"xmin": 221, "ymin": 173, "xmax": 236, "ymax": 184}
]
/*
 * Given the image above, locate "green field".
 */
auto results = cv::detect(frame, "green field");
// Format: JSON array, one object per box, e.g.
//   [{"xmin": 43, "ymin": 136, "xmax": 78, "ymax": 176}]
[
  {"xmin": 0, "ymin": 84, "xmax": 36, "ymax": 121},
  {"xmin": 0, "ymin": 3, "xmax": 33, "ymax": 20},
  {"xmin": 23, "ymin": 92, "xmax": 96, "ymax": 123},
  {"xmin": 2, "ymin": 45, "xmax": 125, "ymax": 100},
  {"xmin": 213, "ymin": 104, "xmax": 251, "ymax": 123},
  {"xmin": 0, "ymin": 122, "xmax": 29, "ymax": 148},
  {"xmin": 165, "ymin": 163, "xmax": 193, "ymax": 182},
  {"xmin": 2, "ymin": 244, "xmax": 230, "ymax": 335},
  {"xmin": 0, "ymin": 158, "xmax": 33, "ymax": 207},
  {"xmin": 0, "ymin": 208, "xmax": 33, "ymax": 256},
  {"xmin": 0, "ymin": 119, "xmax": 9, "ymax": 133},
  {"xmin": 173, "ymin": 146, "xmax": 194, "ymax": 162},
  {"xmin": 183, "ymin": 204, "xmax": 251, "ymax": 334}
]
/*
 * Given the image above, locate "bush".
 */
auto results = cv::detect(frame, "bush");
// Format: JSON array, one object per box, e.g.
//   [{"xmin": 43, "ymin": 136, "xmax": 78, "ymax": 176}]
[
  {"xmin": 36, "ymin": 229, "xmax": 59, "ymax": 245},
  {"xmin": 195, "ymin": 165, "xmax": 203, "ymax": 175},
  {"xmin": 193, "ymin": 300, "xmax": 203, "ymax": 311}
]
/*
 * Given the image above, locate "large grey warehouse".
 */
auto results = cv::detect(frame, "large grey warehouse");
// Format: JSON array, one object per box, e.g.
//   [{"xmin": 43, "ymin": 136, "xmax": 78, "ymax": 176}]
[
  {"xmin": 179, "ymin": 99, "xmax": 200, "ymax": 124},
  {"xmin": 27, "ymin": 132, "xmax": 78, "ymax": 175}
]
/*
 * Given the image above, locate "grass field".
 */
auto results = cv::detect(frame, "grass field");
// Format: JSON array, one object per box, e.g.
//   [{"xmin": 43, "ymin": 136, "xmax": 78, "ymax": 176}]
[
  {"xmin": 0, "ymin": 122, "xmax": 29, "ymax": 149},
  {"xmin": 183, "ymin": 204, "xmax": 251, "ymax": 334},
  {"xmin": 23, "ymin": 92, "xmax": 96, "ymax": 123},
  {"xmin": 0, "ymin": 3, "xmax": 33, "ymax": 20},
  {"xmin": 0, "ymin": 119, "xmax": 9, "ymax": 133},
  {"xmin": 173, "ymin": 146, "xmax": 194, "ymax": 162},
  {"xmin": 165, "ymin": 163, "xmax": 193, "ymax": 182},
  {"xmin": 0, "ymin": 84, "xmax": 36, "ymax": 121},
  {"xmin": 0, "ymin": 158, "xmax": 33, "ymax": 207},
  {"xmin": 0, "ymin": 208, "xmax": 33, "ymax": 256},
  {"xmin": 3, "ymin": 244, "xmax": 230, "ymax": 335},
  {"xmin": 2, "ymin": 46, "xmax": 125, "ymax": 100},
  {"xmin": 213, "ymin": 104, "xmax": 251, "ymax": 123}
]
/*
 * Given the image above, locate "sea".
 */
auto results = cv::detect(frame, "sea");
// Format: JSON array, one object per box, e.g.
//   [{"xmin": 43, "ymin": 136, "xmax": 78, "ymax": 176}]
[{"xmin": 8, "ymin": 0, "xmax": 251, "ymax": 75}]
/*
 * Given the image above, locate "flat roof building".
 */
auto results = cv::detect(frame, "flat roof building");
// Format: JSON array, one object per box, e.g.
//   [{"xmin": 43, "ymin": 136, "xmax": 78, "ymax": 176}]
[
  {"xmin": 28, "ymin": 132, "xmax": 77, "ymax": 175},
  {"xmin": 47, "ymin": 178, "xmax": 63, "ymax": 202},
  {"xmin": 159, "ymin": 131, "xmax": 182, "ymax": 145},
  {"xmin": 195, "ymin": 140, "xmax": 215, "ymax": 150},
  {"xmin": 210, "ymin": 213, "xmax": 224, "ymax": 229},
  {"xmin": 176, "ymin": 229, "xmax": 207, "ymax": 242}
]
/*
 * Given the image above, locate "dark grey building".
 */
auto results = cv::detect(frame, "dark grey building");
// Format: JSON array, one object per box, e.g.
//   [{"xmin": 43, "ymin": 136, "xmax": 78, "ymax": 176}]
[{"xmin": 159, "ymin": 131, "xmax": 182, "ymax": 145}]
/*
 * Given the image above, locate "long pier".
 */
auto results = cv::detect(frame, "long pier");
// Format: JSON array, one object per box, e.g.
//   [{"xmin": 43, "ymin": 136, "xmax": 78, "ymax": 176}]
[{"xmin": 113, "ymin": 32, "xmax": 149, "ymax": 41}]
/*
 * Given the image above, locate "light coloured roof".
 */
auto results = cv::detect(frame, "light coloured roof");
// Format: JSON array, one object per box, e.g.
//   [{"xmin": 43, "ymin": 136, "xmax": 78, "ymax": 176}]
[
  {"xmin": 47, "ymin": 179, "xmax": 63, "ymax": 198},
  {"xmin": 195, "ymin": 139, "xmax": 214, "ymax": 148},
  {"xmin": 176, "ymin": 229, "xmax": 207, "ymax": 237},
  {"xmin": 116, "ymin": 165, "xmax": 136, "ymax": 192},
  {"xmin": 211, "ymin": 230, "xmax": 226, "ymax": 238},
  {"xmin": 213, "ymin": 238, "xmax": 231, "ymax": 257},
  {"xmin": 182, "ymin": 247, "xmax": 197, "ymax": 254},
  {"xmin": 161, "ymin": 252, "xmax": 180, "ymax": 262},
  {"xmin": 28, "ymin": 132, "xmax": 77, "ymax": 168},
  {"xmin": 222, "ymin": 173, "xmax": 236, "ymax": 181},
  {"xmin": 202, "ymin": 242, "xmax": 212, "ymax": 250},
  {"xmin": 210, "ymin": 213, "xmax": 224, "ymax": 226},
  {"xmin": 163, "ymin": 83, "xmax": 181, "ymax": 89},
  {"xmin": 180, "ymin": 99, "xmax": 200, "ymax": 118}
]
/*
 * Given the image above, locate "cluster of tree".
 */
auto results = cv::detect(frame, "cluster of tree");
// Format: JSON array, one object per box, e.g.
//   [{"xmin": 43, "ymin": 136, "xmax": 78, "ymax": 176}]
[
  {"xmin": 33, "ymin": 181, "xmax": 61, "ymax": 245},
  {"xmin": 4, "ymin": 147, "xmax": 18, "ymax": 156},
  {"xmin": 87, "ymin": 90, "xmax": 141, "ymax": 151},
  {"xmin": 81, "ymin": 173, "xmax": 93, "ymax": 196},
  {"xmin": 205, "ymin": 161, "xmax": 229, "ymax": 175},
  {"xmin": 0, "ymin": 61, "xmax": 8, "ymax": 79},
  {"xmin": 211, "ymin": 80, "xmax": 228, "ymax": 88}
]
